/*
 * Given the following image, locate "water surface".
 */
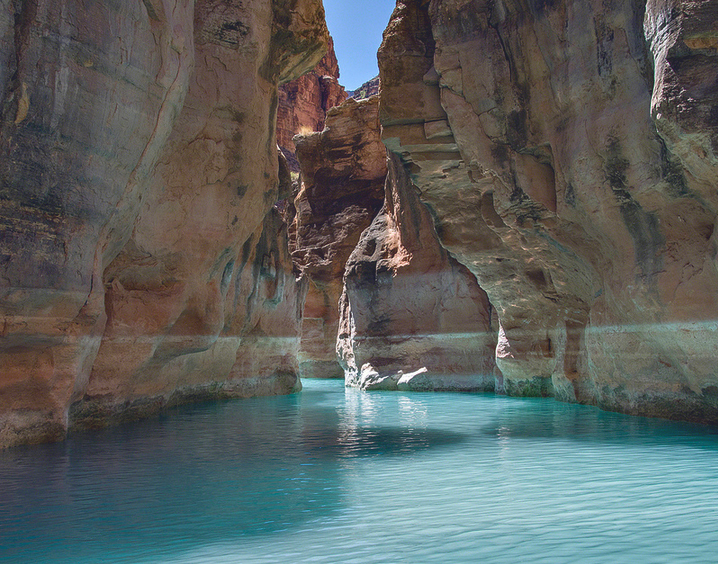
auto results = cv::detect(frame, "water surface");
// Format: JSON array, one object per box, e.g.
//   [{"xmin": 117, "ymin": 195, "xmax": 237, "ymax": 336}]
[{"xmin": 2, "ymin": 379, "xmax": 718, "ymax": 563}]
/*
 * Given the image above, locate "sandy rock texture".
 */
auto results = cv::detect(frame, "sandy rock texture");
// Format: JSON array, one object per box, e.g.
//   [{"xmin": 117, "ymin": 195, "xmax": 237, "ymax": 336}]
[
  {"xmin": 277, "ymin": 37, "xmax": 347, "ymax": 171},
  {"xmin": 0, "ymin": 0, "xmax": 328, "ymax": 447},
  {"xmin": 348, "ymin": 76, "xmax": 381, "ymax": 100},
  {"xmin": 292, "ymin": 96, "xmax": 386, "ymax": 378},
  {"xmin": 378, "ymin": 0, "xmax": 718, "ymax": 420},
  {"xmin": 338, "ymin": 151, "xmax": 497, "ymax": 391}
]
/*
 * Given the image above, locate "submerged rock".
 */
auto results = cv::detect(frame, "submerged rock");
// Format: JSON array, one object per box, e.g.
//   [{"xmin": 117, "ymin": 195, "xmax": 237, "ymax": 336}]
[{"xmin": 378, "ymin": 0, "xmax": 718, "ymax": 421}]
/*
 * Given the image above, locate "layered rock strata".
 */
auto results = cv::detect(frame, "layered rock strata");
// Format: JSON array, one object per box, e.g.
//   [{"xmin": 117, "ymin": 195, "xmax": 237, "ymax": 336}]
[
  {"xmin": 277, "ymin": 37, "xmax": 347, "ymax": 171},
  {"xmin": 338, "ymin": 152, "xmax": 497, "ymax": 391},
  {"xmin": 293, "ymin": 96, "xmax": 386, "ymax": 378},
  {"xmin": 72, "ymin": 152, "xmax": 305, "ymax": 428},
  {"xmin": 348, "ymin": 76, "xmax": 381, "ymax": 100},
  {"xmin": 379, "ymin": 0, "xmax": 718, "ymax": 421},
  {"xmin": 0, "ymin": 0, "xmax": 328, "ymax": 447}
]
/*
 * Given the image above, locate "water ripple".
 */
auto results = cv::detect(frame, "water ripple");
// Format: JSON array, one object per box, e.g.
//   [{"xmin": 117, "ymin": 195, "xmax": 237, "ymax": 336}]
[{"xmin": 1, "ymin": 380, "xmax": 718, "ymax": 563}]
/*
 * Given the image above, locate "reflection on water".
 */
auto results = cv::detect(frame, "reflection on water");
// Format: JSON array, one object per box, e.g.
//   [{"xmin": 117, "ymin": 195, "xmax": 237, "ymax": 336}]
[{"xmin": 2, "ymin": 380, "xmax": 718, "ymax": 563}]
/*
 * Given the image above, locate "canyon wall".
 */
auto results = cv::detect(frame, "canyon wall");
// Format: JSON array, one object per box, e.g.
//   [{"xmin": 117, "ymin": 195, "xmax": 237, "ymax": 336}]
[
  {"xmin": 290, "ymin": 94, "xmax": 496, "ymax": 389},
  {"xmin": 348, "ymin": 76, "xmax": 381, "ymax": 100},
  {"xmin": 292, "ymin": 97, "xmax": 386, "ymax": 378},
  {"xmin": 338, "ymin": 151, "xmax": 497, "ymax": 390},
  {"xmin": 379, "ymin": 0, "xmax": 718, "ymax": 421},
  {"xmin": 277, "ymin": 37, "xmax": 347, "ymax": 171},
  {"xmin": 0, "ymin": 0, "xmax": 328, "ymax": 447},
  {"xmin": 2, "ymin": 0, "xmax": 717, "ymax": 450}
]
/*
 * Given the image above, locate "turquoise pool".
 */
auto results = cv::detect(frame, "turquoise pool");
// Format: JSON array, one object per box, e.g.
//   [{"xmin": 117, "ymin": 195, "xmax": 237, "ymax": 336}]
[{"xmin": 2, "ymin": 379, "xmax": 717, "ymax": 563}]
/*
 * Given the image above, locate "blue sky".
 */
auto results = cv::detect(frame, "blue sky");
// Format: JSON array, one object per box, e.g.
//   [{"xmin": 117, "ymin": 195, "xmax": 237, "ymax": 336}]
[{"xmin": 323, "ymin": 0, "xmax": 396, "ymax": 91}]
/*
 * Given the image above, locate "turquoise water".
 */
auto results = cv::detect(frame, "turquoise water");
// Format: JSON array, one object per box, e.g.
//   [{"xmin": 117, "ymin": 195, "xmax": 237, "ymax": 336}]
[{"xmin": 2, "ymin": 379, "xmax": 718, "ymax": 564}]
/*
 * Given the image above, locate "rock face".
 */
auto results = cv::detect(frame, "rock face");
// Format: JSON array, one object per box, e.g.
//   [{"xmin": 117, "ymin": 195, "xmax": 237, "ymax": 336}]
[
  {"xmin": 277, "ymin": 37, "xmax": 347, "ymax": 171},
  {"xmin": 72, "ymin": 151, "xmax": 305, "ymax": 428},
  {"xmin": 338, "ymin": 152, "xmax": 497, "ymax": 391},
  {"xmin": 292, "ymin": 96, "xmax": 386, "ymax": 378},
  {"xmin": 379, "ymin": 0, "xmax": 718, "ymax": 420},
  {"xmin": 0, "ymin": 0, "xmax": 328, "ymax": 447},
  {"xmin": 348, "ymin": 76, "xmax": 381, "ymax": 100}
]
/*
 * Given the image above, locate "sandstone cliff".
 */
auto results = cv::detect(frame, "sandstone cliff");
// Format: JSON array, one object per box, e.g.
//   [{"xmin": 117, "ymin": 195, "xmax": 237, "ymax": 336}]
[
  {"xmin": 348, "ymin": 76, "xmax": 381, "ymax": 100},
  {"xmin": 292, "ymin": 96, "xmax": 386, "ymax": 378},
  {"xmin": 379, "ymin": 0, "xmax": 718, "ymax": 421},
  {"xmin": 277, "ymin": 37, "xmax": 347, "ymax": 171},
  {"xmin": 0, "ymin": 0, "xmax": 328, "ymax": 447},
  {"xmin": 3, "ymin": 0, "xmax": 718, "ymax": 450},
  {"xmin": 338, "ymin": 151, "xmax": 497, "ymax": 391}
]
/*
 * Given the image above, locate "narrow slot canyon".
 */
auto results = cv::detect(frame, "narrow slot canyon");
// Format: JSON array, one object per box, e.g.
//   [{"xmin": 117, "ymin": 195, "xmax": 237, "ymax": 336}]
[{"xmin": 1, "ymin": 0, "xmax": 718, "ymax": 560}]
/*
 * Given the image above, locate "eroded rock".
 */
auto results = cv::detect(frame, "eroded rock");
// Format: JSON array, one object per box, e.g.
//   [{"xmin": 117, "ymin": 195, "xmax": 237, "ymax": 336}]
[
  {"xmin": 338, "ymin": 152, "xmax": 497, "ymax": 391},
  {"xmin": 71, "ymin": 190, "xmax": 305, "ymax": 428},
  {"xmin": 277, "ymin": 37, "xmax": 347, "ymax": 171},
  {"xmin": 348, "ymin": 75, "xmax": 380, "ymax": 100},
  {"xmin": 0, "ymin": 0, "xmax": 328, "ymax": 447},
  {"xmin": 293, "ymin": 96, "xmax": 386, "ymax": 378},
  {"xmin": 378, "ymin": 0, "xmax": 718, "ymax": 420}
]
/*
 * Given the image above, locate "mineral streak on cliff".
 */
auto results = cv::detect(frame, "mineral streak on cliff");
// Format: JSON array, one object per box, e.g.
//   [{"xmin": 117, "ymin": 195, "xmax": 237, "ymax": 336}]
[
  {"xmin": 277, "ymin": 37, "xmax": 347, "ymax": 172},
  {"xmin": 0, "ymin": 0, "xmax": 329, "ymax": 448},
  {"xmin": 378, "ymin": 0, "xmax": 718, "ymax": 421},
  {"xmin": 292, "ymin": 96, "xmax": 386, "ymax": 378}
]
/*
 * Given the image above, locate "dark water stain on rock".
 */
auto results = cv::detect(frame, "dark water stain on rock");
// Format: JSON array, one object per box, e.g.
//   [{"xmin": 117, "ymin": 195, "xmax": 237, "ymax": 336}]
[{"xmin": 604, "ymin": 136, "xmax": 665, "ymax": 278}]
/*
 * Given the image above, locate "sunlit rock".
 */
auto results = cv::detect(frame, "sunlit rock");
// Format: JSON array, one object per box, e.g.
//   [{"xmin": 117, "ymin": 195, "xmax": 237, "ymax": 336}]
[
  {"xmin": 348, "ymin": 76, "xmax": 381, "ymax": 100},
  {"xmin": 378, "ymin": 0, "xmax": 718, "ymax": 421}
]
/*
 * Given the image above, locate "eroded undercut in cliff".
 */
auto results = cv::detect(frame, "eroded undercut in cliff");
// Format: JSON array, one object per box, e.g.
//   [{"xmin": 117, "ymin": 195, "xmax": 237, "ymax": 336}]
[{"xmin": 369, "ymin": 0, "xmax": 718, "ymax": 421}]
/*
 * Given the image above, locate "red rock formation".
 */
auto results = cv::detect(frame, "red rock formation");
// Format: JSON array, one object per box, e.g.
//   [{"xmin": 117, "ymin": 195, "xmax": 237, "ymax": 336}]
[
  {"xmin": 338, "ymin": 152, "xmax": 497, "ymax": 391},
  {"xmin": 378, "ymin": 0, "xmax": 718, "ymax": 421},
  {"xmin": 292, "ymin": 97, "xmax": 386, "ymax": 378},
  {"xmin": 348, "ymin": 76, "xmax": 380, "ymax": 100},
  {"xmin": 0, "ymin": 0, "xmax": 328, "ymax": 447},
  {"xmin": 292, "ymin": 95, "xmax": 496, "ymax": 388},
  {"xmin": 277, "ymin": 37, "xmax": 347, "ymax": 171},
  {"xmin": 72, "ymin": 151, "xmax": 305, "ymax": 427}
]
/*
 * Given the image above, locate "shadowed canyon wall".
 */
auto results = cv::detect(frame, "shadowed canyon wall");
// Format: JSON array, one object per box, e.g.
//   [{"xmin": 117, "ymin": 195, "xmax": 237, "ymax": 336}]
[
  {"xmin": 292, "ymin": 96, "xmax": 386, "ymax": 378},
  {"xmin": 338, "ymin": 151, "xmax": 497, "ymax": 391},
  {"xmin": 277, "ymin": 37, "xmax": 347, "ymax": 171},
  {"xmin": 378, "ymin": 0, "xmax": 718, "ymax": 421},
  {"xmin": 0, "ymin": 0, "xmax": 328, "ymax": 447}
]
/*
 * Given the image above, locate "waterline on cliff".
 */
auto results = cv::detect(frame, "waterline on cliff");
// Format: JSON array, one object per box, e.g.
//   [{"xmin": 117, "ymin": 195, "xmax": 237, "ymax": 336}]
[{"xmin": 2, "ymin": 379, "xmax": 718, "ymax": 563}]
